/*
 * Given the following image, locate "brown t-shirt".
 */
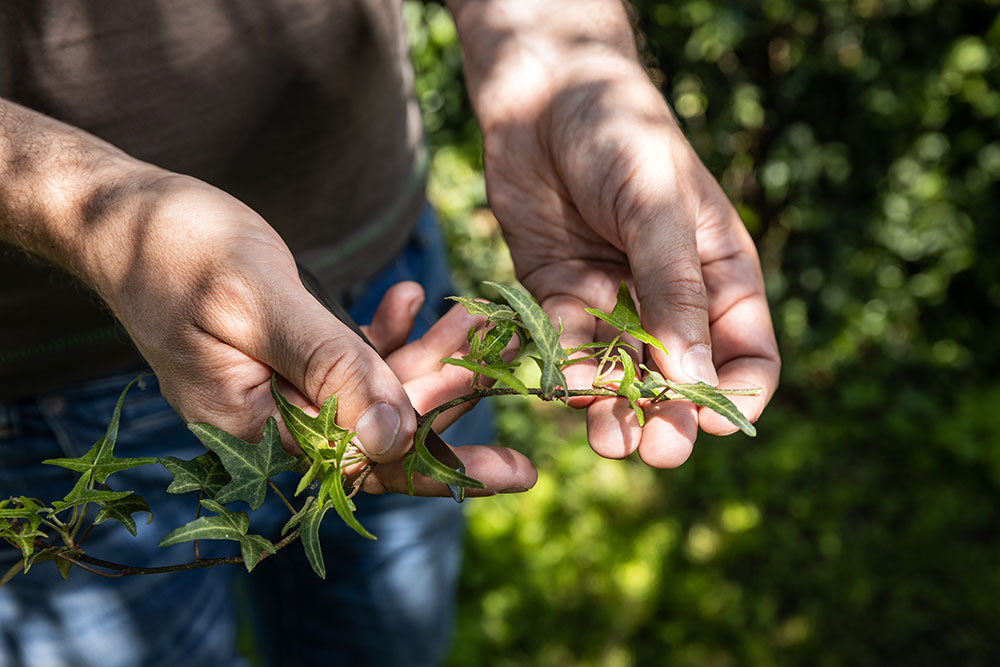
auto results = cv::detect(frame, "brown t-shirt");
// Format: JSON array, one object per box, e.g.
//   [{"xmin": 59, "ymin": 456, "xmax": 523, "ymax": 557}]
[{"xmin": 0, "ymin": 0, "xmax": 427, "ymax": 398}]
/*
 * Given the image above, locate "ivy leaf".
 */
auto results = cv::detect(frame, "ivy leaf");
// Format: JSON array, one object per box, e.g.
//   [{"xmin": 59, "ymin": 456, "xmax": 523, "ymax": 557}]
[
  {"xmin": 270, "ymin": 376, "xmax": 350, "ymax": 457},
  {"xmin": 3, "ymin": 527, "xmax": 46, "ymax": 572},
  {"xmin": 94, "ymin": 494, "xmax": 153, "ymax": 537},
  {"xmin": 160, "ymin": 452, "xmax": 231, "ymax": 497},
  {"xmin": 299, "ymin": 497, "xmax": 333, "ymax": 579},
  {"xmin": 638, "ymin": 366, "xmax": 669, "ymax": 398},
  {"xmin": 42, "ymin": 375, "xmax": 159, "ymax": 483},
  {"xmin": 187, "ymin": 417, "xmax": 296, "ymax": 510},
  {"xmin": 584, "ymin": 281, "xmax": 669, "ymax": 356},
  {"xmin": 666, "ymin": 381, "xmax": 757, "ymax": 437},
  {"xmin": 476, "ymin": 322, "xmax": 517, "ymax": 365},
  {"xmin": 0, "ymin": 497, "xmax": 44, "ymax": 532},
  {"xmin": 50, "ymin": 475, "xmax": 132, "ymax": 513},
  {"xmin": 447, "ymin": 296, "xmax": 519, "ymax": 323},
  {"xmin": 281, "ymin": 495, "xmax": 316, "ymax": 536},
  {"xmin": 158, "ymin": 499, "xmax": 275, "ymax": 572},
  {"xmin": 321, "ymin": 466, "xmax": 376, "ymax": 541},
  {"xmin": 485, "ymin": 282, "xmax": 567, "ymax": 399},
  {"xmin": 403, "ymin": 418, "xmax": 486, "ymax": 495},
  {"xmin": 441, "ymin": 358, "xmax": 529, "ymax": 395},
  {"xmin": 616, "ymin": 350, "xmax": 645, "ymax": 427}
]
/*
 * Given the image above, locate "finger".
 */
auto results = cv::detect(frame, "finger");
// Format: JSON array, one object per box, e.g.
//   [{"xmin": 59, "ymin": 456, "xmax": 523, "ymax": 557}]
[
  {"xmin": 196, "ymin": 284, "xmax": 418, "ymax": 462},
  {"xmin": 636, "ymin": 399, "xmax": 699, "ymax": 468},
  {"xmin": 586, "ymin": 396, "xmax": 641, "ymax": 459},
  {"xmin": 362, "ymin": 444, "xmax": 538, "ymax": 496},
  {"xmin": 384, "ymin": 303, "xmax": 484, "ymax": 381},
  {"xmin": 624, "ymin": 213, "xmax": 718, "ymax": 388},
  {"xmin": 362, "ymin": 281, "xmax": 425, "ymax": 357}
]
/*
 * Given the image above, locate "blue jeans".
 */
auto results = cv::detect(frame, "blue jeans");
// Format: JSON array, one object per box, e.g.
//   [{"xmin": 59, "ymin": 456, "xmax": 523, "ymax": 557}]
[{"xmin": 0, "ymin": 208, "xmax": 491, "ymax": 667}]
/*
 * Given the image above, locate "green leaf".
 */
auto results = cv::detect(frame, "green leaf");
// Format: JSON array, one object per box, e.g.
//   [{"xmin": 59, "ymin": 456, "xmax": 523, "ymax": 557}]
[
  {"xmin": 160, "ymin": 452, "xmax": 231, "ymax": 497},
  {"xmin": 584, "ymin": 281, "xmax": 669, "ymax": 356},
  {"xmin": 447, "ymin": 296, "xmax": 520, "ymax": 323},
  {"xmin": 51, "ymin": 475, "xmax": 132, "ymax": 513},
  {"xmin": 281, "ymin": 495, "xmax": 316, "ymax": 536},
  {"xmin": 0, "ymin": 497, "xmax": 44, "ymax": 532},
  {"xmin": 666, "ymin": 381, "xmax": 757, "ymax": 437},
  {"xmin": 94, "ymin": 494, "xmax": 152, "ymax": 537},
  {"xmin": 4, "ymin": 527, "xmax": 45, "ymax": 572},
  {"xmin": 324, "ymin": 468, "xmax": 376, "ymax": 541},
  {"xmin": 187, "ymin": 417, "xmax": 296, "ymax": 510},
  {"xmin": 42, "ymin": 375, "xmax": 159, "ymax": 484},
  {"xmin": 637, "ymin": 366, "xmax": 668, "ymax": 398},
  {"xmin": 616, "ymin": 350, "xmax": 645, "ymax": 426},
  {"xmin": 299, "ymin": 497, "xmax": 333, "ymax": 579},
  {"xmin": 477, "ymin": 322, "xmax": 516, "ymax": 365},
  {"xmin": 1, "ymin": 559, "xmax": 24, "ymax": 587},
  {"xmin": 158, "ymin": 499, "xmax": 275, "ymax": 572},
  {"xmin": 403, "ymin": 418, "xmax": 486, "ymax": 495},
  {"xmin": 441, "ymin": 358, "xmax": 530, "ymax": 395},
  {"xmin": 295, "ymin": 457, "xmax": 322, "ymax": 497},
  {"xmin": 485, "ymin": 282, "xmax": 567, "ymax": 399},
  {"xmin": 270, "ymin": 376, "xmax": 351, "ymax": 456}
]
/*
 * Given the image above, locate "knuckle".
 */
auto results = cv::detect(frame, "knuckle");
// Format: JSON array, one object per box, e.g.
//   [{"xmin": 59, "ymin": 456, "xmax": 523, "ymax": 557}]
[{"xmin": 301, "ymin": 336, "xmax": 372, "ymax": 403}]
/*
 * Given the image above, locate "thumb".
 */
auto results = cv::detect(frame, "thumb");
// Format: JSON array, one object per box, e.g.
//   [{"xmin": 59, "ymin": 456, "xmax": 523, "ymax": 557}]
[
  {"xmin": 255, "ymin": 288, "xmax": 417, "ymax": 462},
  {"xmin": 625, "ymin": 216, "xmax": 718, "ymax": 387}
]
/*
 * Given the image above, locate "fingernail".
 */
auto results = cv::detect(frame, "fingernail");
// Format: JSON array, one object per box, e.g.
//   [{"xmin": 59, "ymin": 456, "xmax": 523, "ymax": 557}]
[
  {"xmin": 355, "ymin": 402, "xmax": 401, "ymax": 457},
  {"xmin": 682, "ymin": 344, "xmax": 719, "ymax": 385},
  {"xmin": 499, "ymin": 485, "xmax": 529, "ymax": 494}
]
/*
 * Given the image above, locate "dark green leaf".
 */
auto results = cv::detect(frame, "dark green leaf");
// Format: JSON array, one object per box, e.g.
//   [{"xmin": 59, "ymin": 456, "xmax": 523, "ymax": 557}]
[
  {"xmin": 666, "ymin": 381, "xmax": 757, "ymax": 437},
  {"xmin": 441, "ymin": 357, "xmax": 529, "ymax": 395},
  {"xmin": 158, "ymin": 499, "xmax": 274, "ymax": 572},
  {"xmin": 94, "ymin": 494, "xmax": 152, "ymax": 537},
  {"xmin": 584, "ymin": 281, "xmax": 668, "ymax": 356},
  {"xmin": 42, "ymin": 375, "xmax": 158, "ymax": 484},
  {"xmin": 616, "ymin": 350, "xmax": 645, "ymax": 426},
  {"xmin": 300, "ymin": 497, "xmax": 333, "ymax": 579},
  {"xmin": 477, "ymin": 322, "xmax": 516, "ymax": 365},
  {"xmin": 160, "ymin": 452, "xmax": 231, "ymax": 497},
  {"xmin": 485, "ymin": 282, "xmax": 567, "ymax": 399},
  {"xmin": 403, "ymin": 418, "xmax": 485, "ymax": 495},
  {"xmin": 187, "ymin": 417, "xmax": 296, "ymax": 510},
  {"xmin": 447, "ymin": 296, "xmax": 519, "ymax": 323}
]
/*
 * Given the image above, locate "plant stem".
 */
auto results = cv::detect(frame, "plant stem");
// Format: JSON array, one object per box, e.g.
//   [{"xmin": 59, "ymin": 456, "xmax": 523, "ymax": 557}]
[{"xmin": 268, "ymin": 480, "xmax": 296, "ymax": 515}]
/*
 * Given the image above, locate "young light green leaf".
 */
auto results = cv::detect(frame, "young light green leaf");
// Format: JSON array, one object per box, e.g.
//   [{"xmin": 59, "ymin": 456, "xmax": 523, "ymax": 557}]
[
  {"xmin": 322, "ymin": 468, "xmax": 375, "ymax": 541},
  {"xmin": 447, "ymin": 296, "xmax": 519, "ymax": 323},
  {"xmin": 187, "ymin": 417, "xmax": 296, "ymax": 510},
  {"xmin": 160, "ymin": 452, "xmax": 231, "ymax": 497},
  {"xmin": 4, "ymin": 527, "xmax": 45, "ymax": 572},
  {"xmin": 441, "ymin": 358, "xmax": 529, "ymax": 395},
  {"xmin": 159, "ymin": 499, "xmax": 275, "ymax": 572},
  {"xmin": 584, "ymin": 281, "xmax": 668, "ymax": 356},
  {"xmin": 50, "ymin": 475, "xmax": 132, "ymax": 513},
  {"xmin": 299, "ymin": 497, "xmax": 333, "ymax": 579},
  {"xmin": 93, "ymin": 494, "xmax": 153, "ymax": 537},
  {"xmin": 665, "ymin": 381, "xmax": 757, "ymax": 437},
  {"xmin": 616, "ymin": 350, "xmax": 645, "ymax": 426},
  {"xmin": 295, "ymin": 457, "xmax": 322, "ymax": 497},
  {"xmin": 485, "ymin": 282, "xmax": 567, "ymax": 399},
  {"xmin": 270, "ymin": 376, "xmax": 350, "ymax": 456},
  {"xmin": 42, "ymin": 375, "xmax": 158, "ymax": 484},
  {"xmin": 0, "ymin": 497, "xmax": 44, "ymax": 532}
]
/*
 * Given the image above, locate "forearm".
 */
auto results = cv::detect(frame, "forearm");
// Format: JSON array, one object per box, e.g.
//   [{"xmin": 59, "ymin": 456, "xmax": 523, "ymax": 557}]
[
  {"xmin": 446, "ymin": 0, "xmax": 644, "ymax": 129},
  {"xmin": 0, "ymin": 98, "xmax": 166, "ymax": 292}
]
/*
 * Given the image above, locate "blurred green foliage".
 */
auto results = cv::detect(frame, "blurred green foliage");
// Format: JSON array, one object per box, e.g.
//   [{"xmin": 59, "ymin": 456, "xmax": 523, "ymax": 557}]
[{"xmin": 405, "ymin": 1, "xmax": 1000, "ymax": 665}]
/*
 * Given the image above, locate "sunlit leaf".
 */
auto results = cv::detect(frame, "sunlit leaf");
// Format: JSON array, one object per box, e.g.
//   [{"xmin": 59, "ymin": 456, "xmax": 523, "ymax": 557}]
[
  {"xmin": 441, "ymin": 357, "xmax": 529, "ymax": 395},
  {"xmin": 403, "ymin": 418, "xmax": 485, "ymax": 495},
  {"xmin": 616, "ymin": 350, "xmax": 645, "ymax": 426},
  {"xmin": 187, "ymin": 418, "xmax": 296, "ymax": 510},
  {"xmin": 43, "ymin": 375, "xmax": 158, "ymax": 483},
  {"xmin": 270, "ymin": 376, "xmax": 350, "ymax": 456},
  {"xmin": 485, "ymin": 282, "xmax": 567, "ymax": 399},
  {"xmin": 666, "ymin": 381, "xmax": 757, "ymax": 436},
  {"xmin": 584, "ymin": 281, "xmax": 668, "ymax": 356},
  {"xmin": 447, "ymin": 296, "xmax": 519, "ymax": 322},
  {"xmin": 50, "ymin": 475, "xmax": 132, "ymax": 513},
  {"xmin": 300, "ymin": 497, "xmax": 333, "ymax": 579}
]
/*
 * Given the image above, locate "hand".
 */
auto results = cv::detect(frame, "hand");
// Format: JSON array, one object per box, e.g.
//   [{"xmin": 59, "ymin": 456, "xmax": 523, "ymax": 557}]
[
  {"xmin": 452, "ymin": 3, "xmax": 780, "ymax": 468},
  {"xmin": 349, "ymin": 282, "xmax": 537, "ymax": 496}
]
